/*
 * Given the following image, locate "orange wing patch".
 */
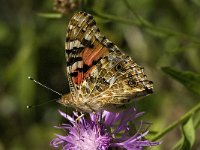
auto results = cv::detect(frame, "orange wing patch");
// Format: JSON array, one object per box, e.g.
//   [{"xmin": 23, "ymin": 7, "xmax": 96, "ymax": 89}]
[{"xmin": 72, "ymin": 42, "xmax": 109, "ymax": 85}]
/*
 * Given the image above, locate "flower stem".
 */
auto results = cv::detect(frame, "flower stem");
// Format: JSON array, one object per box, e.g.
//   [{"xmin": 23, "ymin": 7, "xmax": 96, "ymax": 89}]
[
  {"xmin": 150, "ymin": 102, "xmax": 200, "ymax": 141},
  {"xmin": 93, "ymin": 5, "xmax": 200, "ymax": 44},
  {"xmin": 93, "ymin": 10, "xmax": 140, "ymax": 26}
]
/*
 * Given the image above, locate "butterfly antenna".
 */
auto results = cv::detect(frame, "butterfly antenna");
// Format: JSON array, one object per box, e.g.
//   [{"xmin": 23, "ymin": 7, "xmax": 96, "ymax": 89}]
[
  {"xmin": 27, "ymin": 98, "xmax": 59, "ymax": 109},
  {"xmin": 28, "ymin": 76, "xmax": 62, "ymax": 96}
]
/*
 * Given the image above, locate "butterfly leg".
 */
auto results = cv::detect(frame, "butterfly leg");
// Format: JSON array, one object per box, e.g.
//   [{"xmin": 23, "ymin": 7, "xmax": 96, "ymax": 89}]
[
  {"xmin": 75, "ymin": 111, "xmax": 85, "ymax": 124},
  {"xmin": 75, "ymin": 111, "xmax": 85, "ymax": 135},
  {"xmin": 99, "ymin": 110, "xmax": 103, "ymax": 125},
  {"xmin": 91, "ymin": 111, "xmax": 103, "ymax": 135},
  {"xmin": 98, "ymin": 110, "xmax": 103, "ymax": 135}
]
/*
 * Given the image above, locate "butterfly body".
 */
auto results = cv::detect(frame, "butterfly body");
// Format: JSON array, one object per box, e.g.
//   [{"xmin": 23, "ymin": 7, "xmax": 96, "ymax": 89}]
[{"xmin": 58, "ymin": 11, "xmax": 153, "ymax": 112}]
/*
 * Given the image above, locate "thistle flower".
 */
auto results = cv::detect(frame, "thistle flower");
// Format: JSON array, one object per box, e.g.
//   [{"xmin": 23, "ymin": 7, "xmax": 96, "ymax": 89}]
[
  {"xmin": 51, "ymin": 108, "xmax": 160, "ymax": 150},
  {"xmin": 53, "ymin": 0, "xmax": 80, "ymax": 15}
]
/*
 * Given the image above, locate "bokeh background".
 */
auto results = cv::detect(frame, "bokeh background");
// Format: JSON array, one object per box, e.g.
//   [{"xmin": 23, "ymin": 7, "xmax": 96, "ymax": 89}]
[{"xmin": 0, "ymin": 0, "xmax": 200, "ymax": 149}]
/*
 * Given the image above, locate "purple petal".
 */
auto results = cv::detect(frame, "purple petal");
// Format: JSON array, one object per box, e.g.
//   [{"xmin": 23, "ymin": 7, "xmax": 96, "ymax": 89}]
[
  {"xmin": 103, "ymin": 111, "xmax": 117, "ymax": 126},
  {"xmin": 58, "ymin": 110, "xmax": 76, "ymax": 124}
]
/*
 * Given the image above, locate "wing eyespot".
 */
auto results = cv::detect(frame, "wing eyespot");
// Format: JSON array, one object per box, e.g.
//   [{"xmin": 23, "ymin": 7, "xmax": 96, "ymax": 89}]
[
  {"xmin": 115, "ymin": 64, "xmax": 122, "ymax": 70},
  {"xmin": 128, "ymin": 79, "xmax": 137, "ymax": 87},
  {"xmin": 115, "ymin": 63, "xmax": 125, "ymax": 72}
]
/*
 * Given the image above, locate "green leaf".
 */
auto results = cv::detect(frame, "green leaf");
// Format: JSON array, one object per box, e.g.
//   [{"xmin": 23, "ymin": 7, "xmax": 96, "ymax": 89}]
[
  {"xmin": 173, "ymin": 116, "xmax": 195, "ymax": 150},
  {"xmin": 182, "ymin": 117, "xmax": 195, "ymax": 149},
  {"xmin": 162, "ymin": 67, "xmax": 200, "ymax": 95},
  {"xmin": 193, "ymin": 110, "xmax": 200, "ymax": 129}
]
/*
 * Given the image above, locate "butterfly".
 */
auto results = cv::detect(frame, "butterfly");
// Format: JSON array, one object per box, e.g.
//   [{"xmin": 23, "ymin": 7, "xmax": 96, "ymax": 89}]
[{"xmin": 58, "ymin": 11, "xmax": 153, "ymax": 112}]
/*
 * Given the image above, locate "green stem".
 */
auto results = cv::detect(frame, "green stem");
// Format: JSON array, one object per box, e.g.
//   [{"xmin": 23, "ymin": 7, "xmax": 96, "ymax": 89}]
[
  {"xmin": 150, "ymin": 102, "xmax": 200, "ymax": 141},
  {"xmin": 93, "ymin": 4, "xmax": 200, "ymax": 44},
  {"xmin": 123, "ymin": 0, "xmax": 151, "ymax": 27},
  {"xmin": 93, "ymin": 10, "xmax": 141, "ymax": 26}
]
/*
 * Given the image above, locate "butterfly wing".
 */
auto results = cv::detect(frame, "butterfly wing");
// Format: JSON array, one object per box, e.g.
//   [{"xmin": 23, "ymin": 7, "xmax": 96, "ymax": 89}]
[
  {"xmin": 65, "ymin": 11, "xmax": 153, "ymax": 112},
  {"xmin": 65, "ymin": 11, "xmax": 109, "ymax": 99},
  {"xmin": 92, "ymin": 54, "xmax": 153, "ymax": 111}
]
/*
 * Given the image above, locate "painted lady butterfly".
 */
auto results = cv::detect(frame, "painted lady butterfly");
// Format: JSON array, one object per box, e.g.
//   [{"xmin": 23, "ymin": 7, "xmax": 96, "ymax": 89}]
[{"xmin": 58, "ymin": 11, "xmax": 153, "ymax": 112}]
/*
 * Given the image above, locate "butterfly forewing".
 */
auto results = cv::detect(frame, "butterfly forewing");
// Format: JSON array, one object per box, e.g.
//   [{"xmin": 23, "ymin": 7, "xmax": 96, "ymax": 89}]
[{"xmin": 61, "ymin": 11, "xmax": 153, "ymax": 112}]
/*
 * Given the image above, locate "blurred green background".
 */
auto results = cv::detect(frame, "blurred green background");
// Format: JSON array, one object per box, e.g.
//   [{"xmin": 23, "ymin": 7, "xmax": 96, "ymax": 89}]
[{"xmin": 0, "ymin": 0, "xmax": 200, "ymax": 149}]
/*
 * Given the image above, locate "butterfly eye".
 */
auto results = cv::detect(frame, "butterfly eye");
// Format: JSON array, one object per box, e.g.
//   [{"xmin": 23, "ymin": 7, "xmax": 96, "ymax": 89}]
[{"xmin": 128, "ymin": 79, "xmax": 136, "ymax": 87}]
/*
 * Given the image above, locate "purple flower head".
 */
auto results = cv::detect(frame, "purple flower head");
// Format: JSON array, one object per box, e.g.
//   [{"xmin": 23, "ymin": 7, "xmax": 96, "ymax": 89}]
[
  {"xmin": 51, "ymin": 108, "xmax": 160, "ymax": 150},
  {"xmin": 51, "ymin": 111, "xmax": 111, "ymax": 150}
]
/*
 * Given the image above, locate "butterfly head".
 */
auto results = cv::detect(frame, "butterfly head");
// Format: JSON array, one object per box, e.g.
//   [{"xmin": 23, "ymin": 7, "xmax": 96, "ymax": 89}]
[{"xmin": 57, "ymin": 93, "xmax": 73, "ymax": 107}]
